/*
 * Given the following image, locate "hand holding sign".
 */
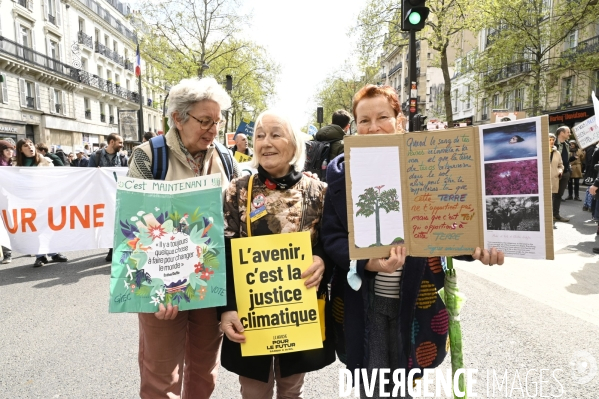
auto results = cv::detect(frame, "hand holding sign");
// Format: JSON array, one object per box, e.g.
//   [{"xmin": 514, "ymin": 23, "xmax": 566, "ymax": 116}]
[
  {"xmin": 301, "ymin": 255, "xmax": 325, "ymax": 288},
  {"xmin": 365, "ymin": 246, "xmax": 407, "ymax": 273},
  {"xmin": 221, "ymin": 311, "xmax": 246, "ymax": 343}
]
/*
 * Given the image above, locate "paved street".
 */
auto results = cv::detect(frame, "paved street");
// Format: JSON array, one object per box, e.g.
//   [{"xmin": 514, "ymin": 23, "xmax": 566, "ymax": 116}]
[{"xmin": 1, "ymin": 198, "xmax": 598, "ymax": 398}]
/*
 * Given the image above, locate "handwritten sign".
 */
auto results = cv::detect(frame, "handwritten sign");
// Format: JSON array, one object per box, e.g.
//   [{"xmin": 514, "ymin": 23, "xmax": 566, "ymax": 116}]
[
  {"xmin": 344, "ymin": 116, "xmax": 553, "ymax": 260},
  {"xmin": 109, "ymin": 174, "xmax": 227, "ymax": 313},
  {"xmin": 234, "ymin": 151, "xmax": 252, "ymax": 163},
  {"xmin": 572, "ymin": 115, "xmax": 599, "ymax": 149},
  {"xmin": 403, "ymin": 129, "xmax": 481, "ymax": 256},
  {"xmin": 231, "ymin": 231, "xmax": 322, "ymax": 357}
]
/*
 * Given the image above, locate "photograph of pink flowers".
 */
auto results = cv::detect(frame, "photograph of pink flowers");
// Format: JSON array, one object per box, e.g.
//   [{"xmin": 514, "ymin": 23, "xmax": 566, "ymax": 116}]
[{"xmin": 484, "ymin": 159, "xmax": 538, "ymax": 196}]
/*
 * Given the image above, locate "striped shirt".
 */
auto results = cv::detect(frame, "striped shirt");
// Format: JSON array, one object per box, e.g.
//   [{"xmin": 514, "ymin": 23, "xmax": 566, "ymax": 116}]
[{"xmin": 374, "ymin": 270, "xmax": 402, "ymax": 299}]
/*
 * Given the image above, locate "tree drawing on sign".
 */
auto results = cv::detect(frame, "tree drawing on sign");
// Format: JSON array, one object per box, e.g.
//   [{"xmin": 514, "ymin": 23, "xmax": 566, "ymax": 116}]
[{"xmin": 356, "ymin": 185, "xmax": 400, "ymax": 246}]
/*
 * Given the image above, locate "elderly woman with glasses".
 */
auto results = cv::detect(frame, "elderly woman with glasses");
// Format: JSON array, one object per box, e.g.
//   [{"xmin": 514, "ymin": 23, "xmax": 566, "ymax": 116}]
[
  {"xmin": 218, "ymin": 109, "xmax": 335, "ymax": 398},
  {"xmin": 128, "ymin": 77, "xmax": 239, "ymax": 399}
]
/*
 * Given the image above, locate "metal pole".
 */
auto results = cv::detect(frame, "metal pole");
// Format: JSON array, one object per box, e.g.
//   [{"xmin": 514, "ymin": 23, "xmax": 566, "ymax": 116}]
[{"xmin": 408, "ymin": 30, "xmax": 417, "ymax": 132}]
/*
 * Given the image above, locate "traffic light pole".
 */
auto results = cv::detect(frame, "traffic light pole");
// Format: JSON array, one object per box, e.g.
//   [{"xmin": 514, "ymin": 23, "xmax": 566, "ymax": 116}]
[{"xmin": 408, "ymin": 30, "xmax": 417, "ymax": 132}]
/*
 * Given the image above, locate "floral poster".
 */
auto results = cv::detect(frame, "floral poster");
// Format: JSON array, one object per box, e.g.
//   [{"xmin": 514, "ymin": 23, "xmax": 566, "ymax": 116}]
[{"xmin": 109, "ymin": 175, "xmax": 226, "ymax": 313}]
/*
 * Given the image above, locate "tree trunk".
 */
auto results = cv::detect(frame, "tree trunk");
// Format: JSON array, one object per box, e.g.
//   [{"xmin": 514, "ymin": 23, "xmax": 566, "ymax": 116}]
[
  {"xmin": 440, "ymin": 46, "xmax": 453, "ymax": 126},
  {"xmin": 375, "ymin": 201, "xmax": 381, "ymax": 246}
]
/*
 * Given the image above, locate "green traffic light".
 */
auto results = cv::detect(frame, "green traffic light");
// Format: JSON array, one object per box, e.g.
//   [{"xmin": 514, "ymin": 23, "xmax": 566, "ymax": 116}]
[{"xmin": 408, "ymin": 11, "xmax": 422, "ymax": 25}]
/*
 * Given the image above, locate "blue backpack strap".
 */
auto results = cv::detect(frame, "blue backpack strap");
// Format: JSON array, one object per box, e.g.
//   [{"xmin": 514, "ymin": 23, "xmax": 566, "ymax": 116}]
[
  {"xmin": 214, "ymin": 141, "xmax": 234, "ymax": 181},
  {"xmin": 149, "ymin": 135, "xmax": 168, "ymax": 180}
]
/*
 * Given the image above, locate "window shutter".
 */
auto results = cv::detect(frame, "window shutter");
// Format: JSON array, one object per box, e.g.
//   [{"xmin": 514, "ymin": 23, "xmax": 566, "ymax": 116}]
[
  {"xmin": 1, "ymin": 73, "xmax": 8, "ymax": 104},
  {"xmin": 62, "ymin": 91, "xmax": 67, "ymax": 115},
  {"xmin": 35, "ymin": 82, "xmax": 41, "ymax": 110},
  {"xmin": 27, "ymin": 0, "xmax": 34, "ymax": 11},
  {"xmin": 46, "ymin": 37, "xmax": 51, "ymax": 57},
  {"xmin": 43, "ymin": 0, "xmax": 49, "ymax": 20},
  {"xmin": 15, "ymin": 23, "xmax": 22, "ymax": 46},
  {"xmin": 19, "ymin": 78, "xmax": 26, "ymax": 107},
  {"xmin": 50, "ymin": 88, "xmax": 55, "ymax": 113},
  {"xmin": 56, "ymin": 41, "xmax": 61, "ymax": 61},
  {"xmin": 55, "ymin": 0, "xmax": 62, "ymax": 26}
]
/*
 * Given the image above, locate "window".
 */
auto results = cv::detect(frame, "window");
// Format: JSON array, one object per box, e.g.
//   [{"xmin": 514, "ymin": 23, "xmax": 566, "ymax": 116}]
[
  {"xmin": 0, "ymin": 73, "xmax": 8, "ymax": 104},
  {"xmin": 592, "ymin": 70, "xmax": 599, "ymax": 99},
  {"xmin": 481, "ymin": 98, "xmax": 489, "ymax": 119},
  {"xmin": 81, "ymin": 57, "xmax": 87, "ymax": 71},
  {"xmin": 45, "ymin": 0, "xmax": 62, "ymax": 26},
  {"xmin": 564, "ymin": 30, "xmax": 578, "ymax": 50},
  {"xmin": 78, "ymin": 18, "xmax": 85, "ymax": 33},
  {"xmin": 504, "ymin": 91, "xmax": 514, "ymax": 110},
  {"xmin": 113, "ymin": 40, "xmax": 118, "ymax": 54},
  {"xmin": 465, "ymin": 85, "xmax": 471, "ymax": 109},
  {"xmin": 492, "ymin": 94, "xmax": 499, "ymax": 108},
  {"xmin": 49, "ymin": 88, "xmax": 66, "ymax": 115},
  {"xmin": 452, "ymin": 89, "xmax": 458, "ymax": 112},
  {"xmin": 94, "ymin": 28, "xmax": 100, "ymax": 44},
  {"xmin": 126, "ymin": 79, "xmax": 130, "ymax": 91},
  {"xmin": 84, "ymin": 97, "xmax": 91, "ymax": 119},
  {"xmin": 515, "ymin": 88, "xmax": 524, "ymax": 111},
  {"xmin": 108, "ymin": 105, "xmax": 114, "ymax": 124},
  {"xmin": 19, "ymin": 79, "xmax": 40, "ymax": 110},
  {"xmin": 97, "ymin": 66, "xmax": 103, "ymax": 79},
  {"xmin": 104, "ymin": 35, "xmax": 109, "ymax": 48},
  {"xmin": 99, "ymin": 102, "xmax": 105, "ymax": 122},
  {"xmin": 562, "ymin": 76, "xmax": 574, "ymax": 104},
  {"xmin": 47, "ymin": 38, "xmax": 61, "ymax": 71},
  {"xmin": 115, "ymin": 73, "xmax": 120, "ymax": 86}
]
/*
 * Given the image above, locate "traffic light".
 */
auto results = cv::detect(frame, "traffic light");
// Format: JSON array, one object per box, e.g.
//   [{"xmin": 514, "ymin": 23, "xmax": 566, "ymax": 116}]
[
  {"xmin": 401, "ymin": 0, "xmax": 430, "ymax": 31},
  {"xmin": 317, "ymin": 107, "xmax": 324, "ymax": 124},
  {"xmin": 413, "ymin": 114, "xmax": 427, "ymax": 131}
]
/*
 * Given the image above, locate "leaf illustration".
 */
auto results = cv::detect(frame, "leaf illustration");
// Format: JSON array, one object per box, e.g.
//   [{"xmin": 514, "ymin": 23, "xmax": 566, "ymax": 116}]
[
  {"xmin": 120, "ymin": 219, "xmax": 139, "ymax": 240},
  {"xmin": 162, "ymin": 219, "xmax": 174, "ymax": 233},
  {"xmin": 130, "ymin": 251, "xmax": 148, "ymax": 269},
  {"xmin": 189, "ymin": 272, "xmax": 201, "ymax": 289},
  {"xmin": 135, "ymin": 285, "xmax": 152, "ymax": 297},
  {"xmin": 185, "ymin": 284, "xmax": 196, "ymax": 300},
  {"xmin": 190, "ymin": 207, "xmax": 202, "ymax": 223},
  {"xmin": 137, "ymin": 226, "xmax": 153, "ymax": 246},
  {"xmin": 203, "ymin": 252, "xmax": 219, "ymax": 268},
  {"xmin": 120, "ymin": 250, "xmax": 132, "ymax": 264}
]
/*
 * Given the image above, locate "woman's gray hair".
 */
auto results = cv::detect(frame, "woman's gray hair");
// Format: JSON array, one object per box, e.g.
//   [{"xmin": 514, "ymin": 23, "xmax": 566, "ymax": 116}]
[
  {"xmin": 549, "ymin": 133, "xmax": 556, "ymax": 139},
  {"xmin": 250, "ymin": 110, "xmax": 306, "ymax": 172},
  {"xmin": 167, "ymin": 77, "xmax": 232, "ymax": 128}
]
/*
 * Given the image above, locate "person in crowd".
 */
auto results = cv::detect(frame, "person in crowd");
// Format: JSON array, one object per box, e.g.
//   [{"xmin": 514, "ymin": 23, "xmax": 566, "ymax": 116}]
[
  {"xmin": 567, "ymin": 140, "xmax": 584, "ymax": 201},
  {"xmin": 88, "ymin": 133, "xmax": 127, "ymax": 262},
  {"xmin": 127, "ymin": 77, "xmax": 239, "ymax": 399},
  {"xmin": 549, "ymin": 133, "xmax": 564, "ymax": 230},
  {"xmin": 67, "ymin": 153, "xmax": 75, "ymax": 166},
  {"xmin": 72, "ymin": 150, "xmax": 89, "ymax": 167},
  {"xmin": 35, "ymin": 143, "xmax": 64, "ymax": 166},
  {"xmin": 84, "ymin": 143, "xmax": 91, "ymax": 155},
  {"xmin": 0, "ymin": 139, "xmax": 14, "ymax": 263},
  {"xmin": 554, "ymin": 127, "xmax": 571, "ymax": 222},
  {"xmin": 143, "ymin": 131, "xmax": 157, "ymax": 142},
  {"xmin": 15, "ymin": 139, "xmax": 68, "ymax": 267},
  {"xmin": 230, "ymin": 133, "xmax": 253, "ymax": 156},
  {"xmin": 320, "ymin": 84, "xmax": 504, "ymax": 398},
  {"xmin": 98, "ymin": 142, "xmax": 107, "ymax": 150},
  {"xmin": 0, "ymin": 139, "xmax": 15, "ymax": 167},
  {"xmin": 314, "ymin": 109, "xmax": 352, "ymax": 160},
  {"xmin": 219, "ymin": 109, "xmax": 334, "ymax": 398}
]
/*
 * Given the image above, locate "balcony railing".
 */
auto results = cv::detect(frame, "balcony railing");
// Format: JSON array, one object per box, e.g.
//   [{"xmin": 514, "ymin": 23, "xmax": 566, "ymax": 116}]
[
  {"xmin": 101, "ymin": 114, "xmax": 106, "ymax": 122},
  {"xmin": 0, "ymin": 36, "xmax": 74, "ymax": 79},
  {"xmin": 485, "ymin": 62, "xmax": 531, "ymax": 83},
  {"xmin": 388, "ymin": 62, "xmax": 402, "ymax": 77},
  {"xmin": 73, "ymin": 70, "xmax": 139, "ymax": 102},
  {"xmin": 125, "ymin": 60, "xmax": 133, "ymax": 72},
  {"xmin": 481, "ymin": 113, "xmax": 488, "ymax": 120},
  {"xmin": 26, "ymin": 96, "xmax": 35, "ymax": 109},
  {"xmin": 78, "ymin": 31, "xmax": 93, "ymax": 49},
  {"xmin": 55, "ymin": 103, "xmax": 62, "ymax": 113},
  {"xmin": 109, "ymin": 115, "xmax": 115, "ymax": 124},
  {"xmin": 85, "ymin": 110, "xmax": 91, "ymax": 119},
  {"xmin": 78, "ymin": 0, "xmax": 137, "ymax": 43},
  {"xmin": 18, "ymin": 0, "xmax": 31, "ymax": 8},
  {"xmin": 0, "ymin": 36, "xmax": 139, "ymax": 103},
  {"xmin": 48, "ymin": 14, "xmax": 56, "ymax": 25},
  {"xmin": 562, "ymin": 35, "xmax": 599, "ymax": 58},
  {"xmin": 95, "ymin": 42, "xmax": 109, "ymax": 57}
]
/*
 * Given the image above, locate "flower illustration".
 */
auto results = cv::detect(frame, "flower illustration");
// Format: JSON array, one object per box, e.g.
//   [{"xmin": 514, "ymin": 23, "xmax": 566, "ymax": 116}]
[
  {"xmin": 200, "ymin": 268, "xmax": 214, "ymax": 281},
  {"xmin": 194, "ymin": 262, "xmax": 203, "ymax": 274},
  {"xmin": 156, "ymin": 287, "xmax": 165, "ymax": 301},
  {"xmin": 150, "ymin": 296, "xmax": 161, "ymax": 306}
]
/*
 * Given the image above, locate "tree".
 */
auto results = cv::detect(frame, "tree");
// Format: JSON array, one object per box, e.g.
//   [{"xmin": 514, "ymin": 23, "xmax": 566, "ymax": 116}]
[
  {"xmin": 471, "ymin": 0, "xmax": 599, "ymax": 115},
  {"xmin": 354, "ymin": 0, "xmax": 478, "ymax": 126},
  {"xmin": 356, "ymin": 185, "xmax": 400, "ymax": 246},
  {"xmin": 138, "ymin": 0, "xmax": 244, "ymax": 79},
  {"xmin": 312, "ymin": 61, "xmax": 379, "ymax": 128}
]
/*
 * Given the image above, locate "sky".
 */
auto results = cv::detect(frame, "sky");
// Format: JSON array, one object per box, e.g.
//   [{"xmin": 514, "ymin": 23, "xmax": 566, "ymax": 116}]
[{"xmin": 239, "ymin": 0, "xmax": 367, "ymax": 128}]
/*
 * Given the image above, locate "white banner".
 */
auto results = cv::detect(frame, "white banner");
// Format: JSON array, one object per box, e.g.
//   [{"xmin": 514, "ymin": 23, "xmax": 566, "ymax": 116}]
[
  {"xmin": 0, "ymin": 167, "xmax": 128, "ymax": 253},
  {"xmin": 572, "ymin": 115, "xmax": 599, "ymax": 149}
]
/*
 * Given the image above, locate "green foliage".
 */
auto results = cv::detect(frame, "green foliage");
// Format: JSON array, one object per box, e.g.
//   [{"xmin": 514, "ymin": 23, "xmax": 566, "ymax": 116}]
[
  {"xmin": 135, "ymin": 285, "xmax": 152, "ymax": 297},
  {"xmin": 169, "ymin": 210, "xmax": 182, "ymax": 224},
  {"xmin": 162, "ymin": 219, "xmax": 174, "ymax": 233},
  {"xmin": 189, "ymin": 272, "xmax": 201, "ymax": 289},
  {"xmin": 203, "ymin": 252, "xmax": 219, "ymax": 269},
  {"xmin": 130, "ymin": 251, "xmax": 148, "ymax": 270},
  {"xmin": 190, "ymin": 207, "xmax": 202, "ymax": 223},
  {"xmin": 185, "ymin": 284, "xmax": 196, "ymax": 300},
  {"xmin": 165, "ymin": 292, "xmax": 173, "ymax": 304}
]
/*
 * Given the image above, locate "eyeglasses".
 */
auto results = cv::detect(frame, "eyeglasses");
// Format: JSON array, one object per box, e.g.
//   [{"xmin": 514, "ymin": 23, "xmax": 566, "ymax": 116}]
[{"xmin": 187, "ymin": 113, "xmax": 222, "ymax": 130}]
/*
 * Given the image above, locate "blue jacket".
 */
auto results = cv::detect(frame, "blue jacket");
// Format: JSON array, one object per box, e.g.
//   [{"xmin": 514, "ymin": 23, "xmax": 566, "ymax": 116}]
[{"xmin": 321, "ymin": 154, "xmax": 460, "ymax": 376}]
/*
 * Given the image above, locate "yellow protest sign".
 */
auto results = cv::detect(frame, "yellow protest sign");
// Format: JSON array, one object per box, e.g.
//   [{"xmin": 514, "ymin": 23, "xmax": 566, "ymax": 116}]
[
  {"xmin": 230, "ymin": 231, "xmax": 323, "ymax": 357},
  {"xmin": 234, "ymin": 151, "xmax": 252, "ymax": 163}
]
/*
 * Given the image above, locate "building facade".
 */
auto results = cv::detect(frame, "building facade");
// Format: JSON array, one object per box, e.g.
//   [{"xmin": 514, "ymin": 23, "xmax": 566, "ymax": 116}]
[{"xmin": 0, "ymin": 0, "xmax": 143, "ymax": 153}]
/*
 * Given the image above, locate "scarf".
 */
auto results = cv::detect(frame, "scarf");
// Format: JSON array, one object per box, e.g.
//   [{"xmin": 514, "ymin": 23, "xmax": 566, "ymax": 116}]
[{"xmin": 257, "ymin": 165, "xmax": 302, "ymax": 190}]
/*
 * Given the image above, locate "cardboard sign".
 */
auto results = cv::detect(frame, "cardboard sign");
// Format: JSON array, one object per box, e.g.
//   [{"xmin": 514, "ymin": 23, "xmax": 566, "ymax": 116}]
[
  {"xmin": 572, "ymin": 115, "xmax": 599, "ymax": 149},
  {"xmin": 234, "ymin": 151, "xmax": 252, "ymax": 163},
  {"xmin": 230, "ymin": 231, "xmax": 322, "ymax": 357},
  {"xmin": 109, "ymin": 174, "xmax": 226, "ymax": 313},
  {"xmin": 345, "ymin": 116, "xmax": 553, "ymax": 260}
]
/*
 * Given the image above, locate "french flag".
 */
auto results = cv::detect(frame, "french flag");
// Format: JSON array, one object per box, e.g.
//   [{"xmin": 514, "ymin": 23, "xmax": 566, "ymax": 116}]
[{"xmin": 135, "ymin": 44, "xmax": 141, "ymax": 77}]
